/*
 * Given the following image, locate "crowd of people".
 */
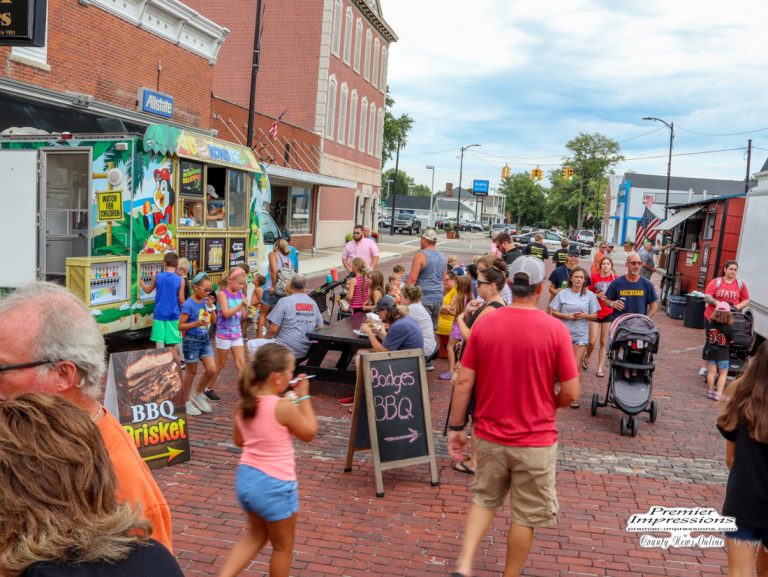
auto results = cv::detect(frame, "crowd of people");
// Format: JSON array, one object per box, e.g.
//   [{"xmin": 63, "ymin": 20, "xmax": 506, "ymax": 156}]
[{"xmin": 0, "ymin": 224, "xmax": 765, "ymax": 577}]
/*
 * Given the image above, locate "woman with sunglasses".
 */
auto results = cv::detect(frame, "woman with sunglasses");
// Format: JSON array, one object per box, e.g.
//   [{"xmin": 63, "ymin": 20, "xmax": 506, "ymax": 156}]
[{"xmin": 179, "ymin": 272, "xmax": 218, "ymax": 416}]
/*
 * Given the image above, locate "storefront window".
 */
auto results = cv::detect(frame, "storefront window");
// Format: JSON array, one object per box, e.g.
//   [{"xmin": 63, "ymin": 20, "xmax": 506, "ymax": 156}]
[
  {"xmin": 288, "ymin": 187, "xmax": 312, "ymax": 235},
  {"xmin": 206, "ymin": 167, "xmax": 227, "ymax": 229},
  {"xmin": 228, "ymin": 170, "xmax": 248, "ymax": 229},
  {"xmin": 703, "ymin": 210, "xmax": 716, "ymax": 240},
  {"xmin": 179, "ymin": 160, "xmax": 204, "ymax": 227}
]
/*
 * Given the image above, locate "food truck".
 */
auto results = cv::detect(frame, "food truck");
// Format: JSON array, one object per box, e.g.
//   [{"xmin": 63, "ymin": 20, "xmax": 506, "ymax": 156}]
[{"xmin": 0, "ymin": 124, "xmax": 282, "ymax": 334}]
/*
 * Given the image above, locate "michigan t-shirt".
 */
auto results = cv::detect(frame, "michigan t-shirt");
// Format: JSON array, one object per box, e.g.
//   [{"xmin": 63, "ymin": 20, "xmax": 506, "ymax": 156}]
[{"xmin": 604, "ymin": 275, "xmax": 657, "ymax": 320}]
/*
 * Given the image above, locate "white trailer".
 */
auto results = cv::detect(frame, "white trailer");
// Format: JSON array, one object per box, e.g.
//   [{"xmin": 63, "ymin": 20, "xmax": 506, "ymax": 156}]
[{"xmin": 736, "ymin": 165, "xmax": 768, "ymax": 345}]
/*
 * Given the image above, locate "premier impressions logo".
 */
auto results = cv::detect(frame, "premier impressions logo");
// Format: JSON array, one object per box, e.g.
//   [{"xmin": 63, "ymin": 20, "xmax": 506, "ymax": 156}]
[{"xmin": 626, "ymin": 507, "xmax": 737, "ymax": 549}]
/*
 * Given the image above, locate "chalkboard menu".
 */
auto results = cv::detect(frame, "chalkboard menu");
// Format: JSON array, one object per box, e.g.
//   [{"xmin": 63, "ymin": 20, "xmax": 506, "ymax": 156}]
[
  {"xmin": 178, "ymin": 238, "xmax": 201, "ymax": 275},
  {"xmin": 345, "ymin": 350, "xmax": 439, "ymax": 497},
  {"xmin": 229, "ymin": 237, "xmax": 247, "ymax": 269}
]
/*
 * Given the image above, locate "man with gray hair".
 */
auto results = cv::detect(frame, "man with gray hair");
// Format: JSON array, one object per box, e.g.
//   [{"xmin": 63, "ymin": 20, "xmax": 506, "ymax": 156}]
[
  {"xmin": 604, "ymin": 251, "xmax": 658, "ymax": 319},
  {"xmin": 265, "ymin": 274, "xmax": 324, "ymax": 359},
  {"xmin": 0, "ymin": 282, "xmax": 173, "ymax": 551}
]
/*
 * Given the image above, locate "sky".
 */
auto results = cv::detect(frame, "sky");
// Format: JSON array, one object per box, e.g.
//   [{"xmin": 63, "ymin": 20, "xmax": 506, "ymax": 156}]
[{"xmin": 380, "ymin": 0, "xmax": 768, "ymax": 193}]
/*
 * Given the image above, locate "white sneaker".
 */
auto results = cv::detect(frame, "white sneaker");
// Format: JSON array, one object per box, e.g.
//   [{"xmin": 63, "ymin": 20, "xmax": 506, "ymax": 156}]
[
  {"xmin": 698, "ymin": 367, "xmax": 708, "ymax": 377},
  {"xmin": 185, "ymin": 400, "xmax": 202, "ymax": 416},
  {"xmin": 191, "ymin": 393, "xmax": 213, "ymax": 413}
]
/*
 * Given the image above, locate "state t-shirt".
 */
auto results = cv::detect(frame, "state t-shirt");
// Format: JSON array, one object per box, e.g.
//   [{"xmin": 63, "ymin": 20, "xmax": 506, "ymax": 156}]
[
  {"xmin": 382, "ymin": 315, "xmax": 424, "ymax": 351},
  {"xmin": 267, "ymin": 293, "xmax": 324, "ymax": 358},
  {"xmin": 718, "ymin": 421, "xmax": 768, "ymax": 530},
  {"xmin": 461, "ymin": 307, "xmax": 579, "ymax": 447},
  {"xmin": 604, "ymin": 275, "xmax": 657, "ymax": 320},
  {"xmin": 704, "ymin": 277, "xmax": 750, "ymax": 320}
]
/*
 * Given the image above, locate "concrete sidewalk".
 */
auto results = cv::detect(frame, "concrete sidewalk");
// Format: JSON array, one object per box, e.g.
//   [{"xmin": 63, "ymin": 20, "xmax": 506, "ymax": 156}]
[{"xmin": 297, "ymin": 242, "xmax": 420, "ymax": 278}]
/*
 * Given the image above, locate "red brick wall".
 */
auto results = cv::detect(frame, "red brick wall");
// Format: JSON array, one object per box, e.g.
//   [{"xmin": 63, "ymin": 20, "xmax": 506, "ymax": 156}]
[
  {"xmin": 319, "ymin": 185, "xmax": 356, "ymax": 220},
  {"xmin": 1, "ymin": 0, "xmax": 214, "ymax": 128},
  {"xmin": 212, "ymin": 97, "xmax": 321, "ymax": 172}
]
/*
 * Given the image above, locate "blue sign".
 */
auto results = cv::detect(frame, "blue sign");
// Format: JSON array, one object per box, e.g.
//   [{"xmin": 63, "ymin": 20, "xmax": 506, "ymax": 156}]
[
  {"xmin": 472, "ymin": 179, "xmax": 489, "ymax": 196},
  {"xmin": 140, "ymin": 88, "xmax": 174, "ymax": 119}
]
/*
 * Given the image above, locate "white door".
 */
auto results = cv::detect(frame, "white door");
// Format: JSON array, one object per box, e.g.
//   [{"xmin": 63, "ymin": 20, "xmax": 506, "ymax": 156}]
[{"xmin": 0, "ymin": 150, "xmax": 39, "ymax": 288}]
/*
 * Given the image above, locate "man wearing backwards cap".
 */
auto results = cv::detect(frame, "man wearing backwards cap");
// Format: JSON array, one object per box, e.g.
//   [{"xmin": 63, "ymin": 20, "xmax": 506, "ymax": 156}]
[
  {"xmin": 405, "ymin": 228, "xmax": 447, "ymax": 329},
  {"xmin": 447, "ymin": 256, "xmax": 579, "ymax": 577},
  {"xmin": 359, "ymin": 295, "xmax": 423, "ymax": 353}
]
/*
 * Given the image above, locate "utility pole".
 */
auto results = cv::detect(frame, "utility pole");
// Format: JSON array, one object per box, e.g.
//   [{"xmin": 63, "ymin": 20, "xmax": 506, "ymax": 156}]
[
  {"xmin": 389, "ymin": 138, "xmax": 401, "ymax": 236},
  {"xmin": 456, "ymin": 144, "xmax": 481, "ymax": 238},
  {"xmin": 643, "ymin": 117, "xmax": 674, "ymax": 220},
  {"xmin": 426, "ymin": 165, "xmax": 436, "ymax": 227},
  {"xmin": 745, "ymin": 139, "xmax": 753, "ymax": 193},
  {"xmin": 246, "ymin": 0, "xmax": 264, "ymax": 148}
]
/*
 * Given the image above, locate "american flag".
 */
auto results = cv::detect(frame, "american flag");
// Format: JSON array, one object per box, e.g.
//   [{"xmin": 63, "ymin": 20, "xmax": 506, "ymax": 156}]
[
  {"xmin": 634, "ymin": 195, "xmax": 661, "ymax": 250},
  {"xmin": 268, "ymin": 109, "xmax": 287, "ymax": 140}
]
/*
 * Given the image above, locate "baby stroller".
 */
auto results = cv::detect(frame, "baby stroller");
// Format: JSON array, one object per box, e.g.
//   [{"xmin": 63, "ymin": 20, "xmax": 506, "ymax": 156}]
[
  {"xmin": 308, "ymin": 274, "xmax": 351, "ymax": 325},
  {"xmin": 591, "ymin": 313, "xmax": 660, "ymax": 437},
  {"xmin": 728, "ymin": 308, "xmax": 753, "ymax": 377}
]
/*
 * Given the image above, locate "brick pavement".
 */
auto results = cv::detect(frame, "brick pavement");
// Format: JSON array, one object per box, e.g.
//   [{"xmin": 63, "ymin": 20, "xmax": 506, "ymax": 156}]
[{"xmin": 148, "ymin": 251, "xmax": 731, "ymax": 576}]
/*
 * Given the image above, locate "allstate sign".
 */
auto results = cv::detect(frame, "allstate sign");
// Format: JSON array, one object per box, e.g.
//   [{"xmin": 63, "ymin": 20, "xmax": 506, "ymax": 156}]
[
  {"xmin": 139, "ymin": 88, "xmax": 174, "ymax": 119},
  {"xmin": 472, "ymin": 179, "xmax": 489, "ymax": 196}
]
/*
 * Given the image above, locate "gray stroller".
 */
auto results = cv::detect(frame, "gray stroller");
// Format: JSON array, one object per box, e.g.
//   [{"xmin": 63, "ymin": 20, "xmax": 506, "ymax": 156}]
[{"xmin": 591, "ymin": 313, "xmax": 660, "ymax": 437}]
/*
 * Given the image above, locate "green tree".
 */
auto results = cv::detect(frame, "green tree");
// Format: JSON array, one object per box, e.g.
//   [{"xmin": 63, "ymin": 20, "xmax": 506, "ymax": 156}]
[
  {"xmin": 498, "ymin": 173, "xmax": 547, "ymax": 226},
  {"xmin": 562, "ymin": 132, "xmax": 623, "ymax": 229},
  {"xmin": 381, "ymin": 167, "xmax": 415, "ymax": 200},
  {"xmin": 411, "ymin": 184, "xmax": 431, "ymax": 197},
  {"xmin": 382, "ymin": 87, "xmax": 414, "ymax": 167}
]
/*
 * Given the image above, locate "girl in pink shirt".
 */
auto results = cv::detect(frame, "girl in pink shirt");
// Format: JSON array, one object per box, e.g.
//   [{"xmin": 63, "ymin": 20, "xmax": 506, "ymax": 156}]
[{"xmin": 219, "ymin": 343, "xmax": 317, "ymax": 577}]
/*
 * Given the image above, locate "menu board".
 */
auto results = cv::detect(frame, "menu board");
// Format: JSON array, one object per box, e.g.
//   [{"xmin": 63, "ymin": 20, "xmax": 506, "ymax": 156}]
[
  {"xmin": 229, "ymin": 237, "xmax": 247, "ymax": 269},
  {"xmin": 204, "ymin": 237, "xmax": 226, "ymax": 273},
  {"xmin": 178, "ymin": 238, "xmax": 201, "ymax": 275},
  {"xmin": 180, "ymin": 161, "xmax": 203, "ymax": 197}
]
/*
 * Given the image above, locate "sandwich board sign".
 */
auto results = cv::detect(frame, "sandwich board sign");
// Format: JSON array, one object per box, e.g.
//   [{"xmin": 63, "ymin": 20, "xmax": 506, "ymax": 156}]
[
  {"xmin": 345, "ymin": 349, "xmax": 439, "ymax": 497},
  {"xmin": 103, "ymin": 348, "xmax": 191, "ymax": 469}
]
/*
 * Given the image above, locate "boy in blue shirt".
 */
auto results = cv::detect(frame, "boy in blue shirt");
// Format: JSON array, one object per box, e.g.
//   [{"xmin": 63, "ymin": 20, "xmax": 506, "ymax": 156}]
[{"xmin": 140, "ymin": 252, "xmax": 186, "ymax": 349}]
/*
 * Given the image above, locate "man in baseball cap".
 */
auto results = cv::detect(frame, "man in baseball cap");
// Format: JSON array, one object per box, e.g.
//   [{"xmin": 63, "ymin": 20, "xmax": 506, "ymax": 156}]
[
  {"xmin": 361, "ymin": 294, "xmax": 423, "ymax": 353},
  {"xmin": 447, "ymin": 253, "xmax": 579, "ymax": 577},
  {"xmin": 405, "ymin": 228, "xmax": 447, "ymax": 329}
]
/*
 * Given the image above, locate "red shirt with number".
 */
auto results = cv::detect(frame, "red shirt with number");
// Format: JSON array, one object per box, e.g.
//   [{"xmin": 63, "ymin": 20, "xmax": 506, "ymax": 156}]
[
  {"xmin": 704, "ymin": 277, "xmax": 749, "ymax": 320},
  {"xmin": 461, "ymin": 308, "xmax": 578, "ymax": 447}
]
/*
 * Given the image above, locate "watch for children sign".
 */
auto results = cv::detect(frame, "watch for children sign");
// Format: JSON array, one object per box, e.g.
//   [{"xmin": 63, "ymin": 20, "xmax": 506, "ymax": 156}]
[{"xmin": 97, "ymin": 190, "xmax": 124, "ymax": 221}]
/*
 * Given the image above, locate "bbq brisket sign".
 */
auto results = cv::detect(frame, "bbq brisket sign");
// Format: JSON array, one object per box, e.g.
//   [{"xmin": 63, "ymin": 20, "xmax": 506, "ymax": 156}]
[
  {"xmin": 103, "ymin": 349, "xmax": 191, "ymax": 469},
  {"xmin": 0, "ymin": 0, "xmax": 47, "ymax": 47}
]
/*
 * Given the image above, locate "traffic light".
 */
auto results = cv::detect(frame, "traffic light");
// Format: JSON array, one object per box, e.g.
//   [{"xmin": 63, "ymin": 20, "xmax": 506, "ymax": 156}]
[
  {"xmin": 562, "ymin": 167, "xmax": 574, "ymax": 179},
  {"xmin": 501, "ymin": 164, "xmax": 511, "ymax": 179},
  {"xmin": 530, "ymin": 167, "xmax": 543, "ymax": 181}
]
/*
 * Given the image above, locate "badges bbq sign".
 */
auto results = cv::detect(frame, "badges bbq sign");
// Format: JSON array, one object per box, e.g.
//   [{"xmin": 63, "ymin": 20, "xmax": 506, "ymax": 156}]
[
  {"xmin": 0, "ymin": 0, "xmax": 47, "ymax": 46},
  {"xmin": 103, "ymin": 349, "xmax": 191, "ymax": 469}
]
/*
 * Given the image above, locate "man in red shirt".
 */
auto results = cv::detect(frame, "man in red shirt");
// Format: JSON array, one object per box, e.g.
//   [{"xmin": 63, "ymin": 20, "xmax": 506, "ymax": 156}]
[{"xmin": 447, "ymin": 257, "xmax": 580, "ymax": 577}]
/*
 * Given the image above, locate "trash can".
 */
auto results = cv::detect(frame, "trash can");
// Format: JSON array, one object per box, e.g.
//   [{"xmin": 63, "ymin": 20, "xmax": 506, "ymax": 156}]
[
  {"xmin": 683, "ymin": 295, "xmax": 706, "ymax": 329},
  {"xmin": 667, "ymin": 295, "xmax": 686, "ymax": 320}
]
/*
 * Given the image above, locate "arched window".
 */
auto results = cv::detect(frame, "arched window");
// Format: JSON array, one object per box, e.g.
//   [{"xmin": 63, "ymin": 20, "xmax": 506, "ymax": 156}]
[
  {"xmin": 359, "ymin": 97, "xmax": 368, "ymax": 153},
  {"xmin": 337, "ymin": 83, "xmax": 348, "ymax": 145},
  {"xmin": 353, "ymin": 19, "xmax": 362, "ymax": 73},
  {"xmin": 368, "ymin": 103, "xmax": 376, "ymax": 155},
  {"xmin": 380, "ymin": 46, "xmax": 388, "ymax": 92},
  {"xmin": 326, "ymin": 76, "xmax": 337, "ymax": 139},
  {"xmin": 363, "ymin": 29, "xmax": 372, "ymax": 81},
  {"xmin": 348, "ymin": 91, "xmax": 358, "ymax": 149},
  {"xmin": 343, "ymin": 8, "xmax": 353, "ymax": 65},
  {"xmin": 331, "ymin": 0, "xmax": 342, "ymax": 57},
  {"xmin": 372, "ymin": 38, "xmax": 380, "ymax": 88},
  {"xmin": 376, "ymin": 109, "xmax": 384, "ymax": 158}
]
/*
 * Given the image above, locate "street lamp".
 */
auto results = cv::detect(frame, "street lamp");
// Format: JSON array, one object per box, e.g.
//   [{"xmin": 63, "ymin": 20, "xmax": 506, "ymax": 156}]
[
  {"xmin": 408, "ymin": 184, "xmax": 414, "ymax": 196},
  {"xmin": 643, "ymin": 117, "xmax": 674, "ymax": 220},
  {"xmin": 456, "ymin": 144, "xmax": 481, "ymax": 236},
  {"xmin": 426, "ymin": 164, "xmax": 436, "ymax": 227}
]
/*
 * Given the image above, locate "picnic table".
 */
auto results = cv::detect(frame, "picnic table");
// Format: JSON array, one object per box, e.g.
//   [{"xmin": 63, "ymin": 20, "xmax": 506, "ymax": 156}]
[{"xmin": 303, "ymin": 312, "xmax": 371, "ymax": 384}]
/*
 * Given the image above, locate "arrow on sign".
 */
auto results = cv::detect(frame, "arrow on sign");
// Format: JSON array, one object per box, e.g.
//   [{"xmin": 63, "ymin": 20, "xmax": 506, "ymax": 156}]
[
  {"xmin": 143, "ymin": 446, "xmax": 185, "ymax": 464},
  {"xmin": 384, "ymin": 428, "xmax": 421, "ymax": 443}
]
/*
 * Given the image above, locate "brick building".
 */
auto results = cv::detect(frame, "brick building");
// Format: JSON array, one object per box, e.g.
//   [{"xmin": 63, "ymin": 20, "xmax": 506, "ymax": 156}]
[
  {"xmin": 0, "ymin": 0, "xmax": 227, "ymax": 133},
  {"xmin": 186, "ymin": 0, "xmax": 397, "ymax": 249}
]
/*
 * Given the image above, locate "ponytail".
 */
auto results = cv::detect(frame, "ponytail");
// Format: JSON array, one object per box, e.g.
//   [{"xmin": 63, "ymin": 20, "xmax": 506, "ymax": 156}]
[{"xmin": 237, "ymin": 343, "xmax": 294, "ymax": 420}]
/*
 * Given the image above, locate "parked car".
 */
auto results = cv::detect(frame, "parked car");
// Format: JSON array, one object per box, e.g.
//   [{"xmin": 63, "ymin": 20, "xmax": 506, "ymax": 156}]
[
  {"xmin": 489, "ymin": 223, "xmax": 509, "ymax": 238},
  {"xmin": 575, "ymin": 229, "xmax": 596, "ymax": 246},
  {"xmin": 458, "ymin": 220, "xmax": 484, "ymax": 232},
  {"xmin": 511, "ymin": 230, "xmax": 591, "ymax": 256},
  {"xmin": 392, "ymin": 213, "xmax": 422, "ymax": 235}
]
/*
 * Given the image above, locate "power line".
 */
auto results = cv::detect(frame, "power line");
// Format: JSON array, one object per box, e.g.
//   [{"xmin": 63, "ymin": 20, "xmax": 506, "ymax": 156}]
[
  {"xmin": 619, "ymin": 126, "xmax": 664, "ymax": 143},
  {"xmin": 677, "ymin": 126, "xmax": 768, "ymax": 137}
]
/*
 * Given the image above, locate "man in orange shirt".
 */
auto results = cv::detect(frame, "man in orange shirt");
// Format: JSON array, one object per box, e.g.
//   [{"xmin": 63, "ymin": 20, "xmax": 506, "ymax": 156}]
[
  {"xmin": 591, "ymin": 241, "xmax": 608, "ymax": 276},
  {"xmin": 0, "ymin": 283, "xmax": 173, "ymax": 552}
]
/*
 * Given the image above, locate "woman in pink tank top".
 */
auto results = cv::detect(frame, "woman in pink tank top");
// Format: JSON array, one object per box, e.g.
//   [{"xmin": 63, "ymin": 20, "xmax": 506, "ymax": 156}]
[{"xmin": 219, "ymin": 343, "xmax": 317, "ymax": 577}]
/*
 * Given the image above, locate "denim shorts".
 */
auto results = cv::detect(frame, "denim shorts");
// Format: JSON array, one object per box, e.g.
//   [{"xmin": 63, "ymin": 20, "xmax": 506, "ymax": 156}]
[
  {"xmin": 182, "ymin": 332, "xmax": 214, "ymax": 363},
  {"xmin": 261, "ymin": 291, "xmax": 283, "ymax": 307},
  {"xmin": 236, "ymin": 464, "xmax": 298, "ymax": 522},
  {"xmin": 725, "ymin": 524, "xmax": 768, "ymax": 549},
  {"xmin": 707, "ymin": 359, "xmax": 730, "ymax": 370}
]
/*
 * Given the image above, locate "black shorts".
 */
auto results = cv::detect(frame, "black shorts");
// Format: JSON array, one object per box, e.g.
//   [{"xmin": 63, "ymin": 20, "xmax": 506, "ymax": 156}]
[{"xmin": 595, "ymin": 316, "xmax": 613, "ymax": 324}]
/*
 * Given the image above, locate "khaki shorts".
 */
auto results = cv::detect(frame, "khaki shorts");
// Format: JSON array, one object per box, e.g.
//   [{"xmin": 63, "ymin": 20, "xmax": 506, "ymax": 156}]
[{"xmin": 472, "ymin": 438, "xmax": 558, "ymax": 528}]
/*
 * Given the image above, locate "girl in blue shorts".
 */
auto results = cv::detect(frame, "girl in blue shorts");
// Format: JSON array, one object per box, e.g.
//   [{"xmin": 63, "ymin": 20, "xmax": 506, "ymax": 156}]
[
  {"xmin": 717, "ymin": 341, "xmax": 768, "ymax": 575},
  {"xmin": 219, "ymin": 343, "xmax": 317, "ymax": 577}
]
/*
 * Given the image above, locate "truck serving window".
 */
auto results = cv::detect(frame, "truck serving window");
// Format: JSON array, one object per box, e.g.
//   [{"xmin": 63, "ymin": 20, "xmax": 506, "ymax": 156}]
[
  {"xmin": 228, "ymin": 170, "xmax": 248, "ymax": 229},
  {"xmin": 180, "ymin": 160, "xmax": 204, "ymax": 227}
]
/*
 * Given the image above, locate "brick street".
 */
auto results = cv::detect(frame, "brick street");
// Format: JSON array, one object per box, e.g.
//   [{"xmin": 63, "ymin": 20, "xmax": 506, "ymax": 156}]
[{"xmin": 150, "ymin": 252, "xmax": 730, "ymax": 576}]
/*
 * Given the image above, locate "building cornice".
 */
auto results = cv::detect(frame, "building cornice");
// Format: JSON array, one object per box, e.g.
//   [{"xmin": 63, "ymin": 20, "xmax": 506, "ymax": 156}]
[{"xmin": 352, "ymin": 0, "xmax": 397, "ymax": 43}]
